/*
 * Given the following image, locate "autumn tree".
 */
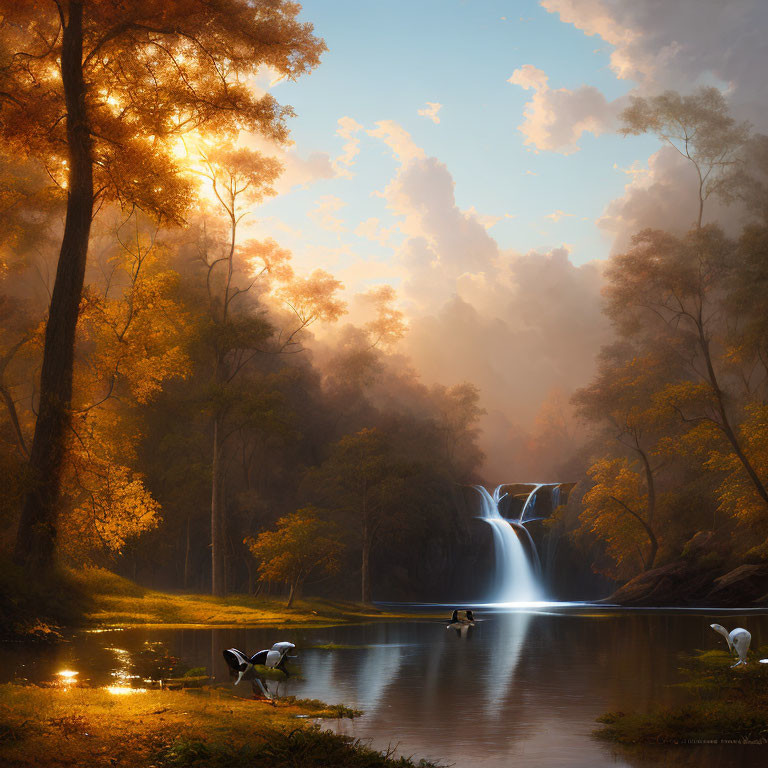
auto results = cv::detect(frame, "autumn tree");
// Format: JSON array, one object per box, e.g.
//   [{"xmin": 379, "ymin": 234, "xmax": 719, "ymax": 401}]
[
  {"xmin": 192, "ymin": 145, "xmax": 283, "ymax": 596},
  {"xmin": 58, "ymin": 211, "xmax": 192, "ymax": 560},
  {"xmin": 604, "ymin": 226, "xmax": 768, "ymax": 509},
  {"xmin": 572, "ymin": 346, "xmax": 684, "ymax": 569},
  {"xmin": 612, "ymin": 91, "xmax": 768, "ymax": 516},
  {"xmin": 190, "ymin": 143, "xmax": 344, "ymax": 594},
  {"xmin": 0, "ymin": 0, "xmax": 324, "ymax": 569},
  {"xmin": 576, "ymin": 458, "xmax": 660, "ymax": 579},
  {"xmin": 245, "ymin": 508, "xmax": 342, "ymax": 607}
]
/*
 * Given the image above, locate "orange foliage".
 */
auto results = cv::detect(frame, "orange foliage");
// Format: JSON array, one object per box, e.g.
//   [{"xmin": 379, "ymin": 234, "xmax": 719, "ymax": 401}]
[
  {"xmin": 0, "ymin": 0, "xmax": 325, "ymax": 222},
  {"xmin": 245, "ymin": 509, "xmax": 342, "ymax": 604},
  {"xmin": 577, "ymin": 458, "xmax": 654, "ymax": 579}
]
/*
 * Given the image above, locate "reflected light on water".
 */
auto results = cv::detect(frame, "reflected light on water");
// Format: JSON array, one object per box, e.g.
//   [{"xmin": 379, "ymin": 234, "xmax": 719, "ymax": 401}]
[{"xmin": 53, "ymin": 669, "xmax": 79, "ymax": 690}]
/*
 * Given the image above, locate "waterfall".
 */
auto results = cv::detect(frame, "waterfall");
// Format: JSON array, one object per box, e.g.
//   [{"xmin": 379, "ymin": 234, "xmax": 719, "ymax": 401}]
[{"xmin": 474, "ymin": 485, "xmax": 542, "ymax": 603}]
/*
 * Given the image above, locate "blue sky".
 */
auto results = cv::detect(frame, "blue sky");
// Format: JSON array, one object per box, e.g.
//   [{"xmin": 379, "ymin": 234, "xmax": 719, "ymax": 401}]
[{"xmin": 243, "ymin": 0, "xmax": 659, "ymax": 296}]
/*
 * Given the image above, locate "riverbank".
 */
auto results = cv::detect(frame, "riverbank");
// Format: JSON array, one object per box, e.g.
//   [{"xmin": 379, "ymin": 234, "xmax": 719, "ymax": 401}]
[
  {"xmin": 596, "ymin": 648, "xmax": 768, "ymax": 745},
  {"xmin": 82, "ymin": 570, "xmax": 434, "ymax": 629},
  {"xmin": 0, "ymin": 683, "xmax": 436, "ymax": 768},
  {"xmin": 604, "ymin": 531, "xmax": 768, "ymax": 608},
  {"xmin": 1, "ymin": 564, "xmax": 435, "ymax": 642}
]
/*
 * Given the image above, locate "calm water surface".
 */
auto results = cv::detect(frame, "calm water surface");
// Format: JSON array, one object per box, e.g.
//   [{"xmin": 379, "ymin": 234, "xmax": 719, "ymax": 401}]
[{"xmin": 3, "ymin": 606, "xmax": 768, "ymax": 767}]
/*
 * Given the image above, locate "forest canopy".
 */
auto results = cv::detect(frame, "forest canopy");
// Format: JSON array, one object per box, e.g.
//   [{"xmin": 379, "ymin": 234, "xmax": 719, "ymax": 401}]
[{"xmin": 1, "ymin": 3, "xmax": 768, "ymax": 606}]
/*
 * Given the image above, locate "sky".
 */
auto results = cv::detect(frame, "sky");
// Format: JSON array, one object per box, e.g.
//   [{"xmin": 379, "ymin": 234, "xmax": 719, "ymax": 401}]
[
  {"xmin": 232, "ymin": 0, "xmax": 768, "ymax": 480},
  {"xmin": 247, "ymin": 0, "xmax": 657, "ymax": 280}
]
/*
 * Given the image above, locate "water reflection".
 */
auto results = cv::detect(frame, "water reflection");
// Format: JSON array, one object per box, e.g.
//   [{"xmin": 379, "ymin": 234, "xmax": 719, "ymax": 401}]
[
  {"xmin": 3, "ymin": 610, "xmax": 768, "ymax": 767},
  {"xmin": 483, "ymin": 611, "xmax": 532, "ymax": 714}
]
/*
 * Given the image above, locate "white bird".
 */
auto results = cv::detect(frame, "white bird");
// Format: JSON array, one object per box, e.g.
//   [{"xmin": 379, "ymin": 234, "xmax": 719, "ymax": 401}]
[
  {"xmin": 223, "ymin": 642, "xmax": 296, "ymax": 685},
  {"xmin": 710, "ymin": 624, "xmax": 751, "ymax": 667}
]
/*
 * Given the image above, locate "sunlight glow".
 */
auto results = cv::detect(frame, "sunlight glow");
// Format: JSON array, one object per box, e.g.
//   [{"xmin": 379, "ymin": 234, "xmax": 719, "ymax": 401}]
[{"xmin": 104, "ymin": 686, "xmax": 147, "ymax": 695}]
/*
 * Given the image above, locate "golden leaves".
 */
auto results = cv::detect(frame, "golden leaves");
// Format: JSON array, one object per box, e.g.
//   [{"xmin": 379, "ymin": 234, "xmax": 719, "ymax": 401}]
[
  {"xmin": 578, "ymin": 458, "xmax": 651, "ymax": 579},
  {"xmin": 246, "ymin": 508, "xmax": 343, "ymax": 586},
  {"xmin": 277, "ymin": 269, "xmax": 347, "ymax": 326}
]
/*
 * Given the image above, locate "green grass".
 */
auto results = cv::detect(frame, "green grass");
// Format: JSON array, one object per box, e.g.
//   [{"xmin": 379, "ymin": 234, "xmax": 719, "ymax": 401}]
[
  {"xmin": 65, "ymin": 567, "xmax": 432, "ymax": 629},
  {"xmin": 0, "ymin": 562, "xmax": 435, "ymax": 640},
  {"xmin": 596, "ymin": 647, "xmax": 768, "ymax": 745},
  {"xmin": 0, "ymin": 684, "xmax": 436, "ymax": 768}
]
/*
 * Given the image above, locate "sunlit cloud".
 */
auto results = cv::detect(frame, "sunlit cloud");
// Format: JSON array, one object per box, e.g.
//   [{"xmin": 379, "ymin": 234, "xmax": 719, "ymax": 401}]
[
  {"xmin": 508, "ymin": 64, "xmax": 617, "ymax": 153},
  {"xmin": 333, "ymin": 116, "xmax": 364, "ymax": 177},
  {"xmin": 354, "ymin": 217, "xmax": 397, "ymax": 246},
  {"xmin": 417, "ymin": 101, "xmax": 443, "ymax": 124},
  {"xmin": 309, "ymin": 195, "xmax": 348, "ymax": 232},
  {"xmin": 239, "ymin": 131, "xmax": 335, "ymax": 194},
  {"xmin": 463, "ymin": 206, "xmax": 502, "ymax": 230},
  {"xmin": 613, "ymin": 161, "xmax": 649, "ymax": 178},
  {"xmin": 508, "ymin": 64, "xmax": 549, "ymax": 92},
  {"xmin": 367, "ymin": 120, "xmax": 425, "ymax": 165},
  {"xmin": 545, "ymin": 209, "xmax": 575, "ymax": 222}
]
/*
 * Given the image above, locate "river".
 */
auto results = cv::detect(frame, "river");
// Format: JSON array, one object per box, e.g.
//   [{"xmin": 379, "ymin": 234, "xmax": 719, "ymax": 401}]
[{"xmin": 2, "ymin": 605, "xmax": 767, "ymax": 767}]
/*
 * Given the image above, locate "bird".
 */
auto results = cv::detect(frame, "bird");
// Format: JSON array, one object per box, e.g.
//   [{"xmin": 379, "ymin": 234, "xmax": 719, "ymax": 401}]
[
  {"xmin": 710, "ymin": 624, "xmax": 751, "ymax": 667},
  {"xmin": 223, "ymin": 641, "xmax": 296, "ymax": 685},
  {"xmin": 447, "ymin": 609, "xmax": 476, "ymax": 628}
]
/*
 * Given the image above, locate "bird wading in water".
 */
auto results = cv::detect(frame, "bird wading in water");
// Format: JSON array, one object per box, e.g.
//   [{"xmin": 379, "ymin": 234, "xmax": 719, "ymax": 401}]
[{"xmin": 710, "ymin": 624, "xmax": 751, "ymax": 667}]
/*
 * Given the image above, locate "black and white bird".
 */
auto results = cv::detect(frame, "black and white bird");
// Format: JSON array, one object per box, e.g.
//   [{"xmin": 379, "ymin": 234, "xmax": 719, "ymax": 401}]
[
  {"xmin": 710, "ymin": 624, "xmax": 751, "ymax": 667},
  {"xmin": 223, "ymin": 641, "xmax": 296, "ymax": 685}
]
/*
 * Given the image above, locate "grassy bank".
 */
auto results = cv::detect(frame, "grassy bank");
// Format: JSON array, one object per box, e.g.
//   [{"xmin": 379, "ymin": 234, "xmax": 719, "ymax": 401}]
[
  {"xmin": 596, "ymin": 648, "xmax": 768, "ymax": 745},
  {"xmin": 75, "ymin": 568, "xmax": 428, "ymax": 629},
  {"xmin": 1, "ymin": 562, "xmax": 433, "ymax": 640},
  {"xmin": 0, "ymin": 684, "xmax": 436, "ymax": 768}
]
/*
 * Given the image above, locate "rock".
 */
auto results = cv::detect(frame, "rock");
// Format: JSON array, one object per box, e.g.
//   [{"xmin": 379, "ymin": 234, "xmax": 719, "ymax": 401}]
[
  {"xmin": 706, "ymin": 564, "xmax": 768, "ymax": 607},
  {"xmin": 605, "ymin": 559, "xmax": 717, "ymax": 607}
]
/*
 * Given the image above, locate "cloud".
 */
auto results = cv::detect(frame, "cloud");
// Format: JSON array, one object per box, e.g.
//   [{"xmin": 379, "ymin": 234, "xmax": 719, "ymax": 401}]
[
  {"xmin": 597, "ymin": 146, "xmax": 739, "ymax": 253},
  {"xmin": 508, "ymin": 64, "xmax": 618, "ymax": 153},
  {"xmin": 545, "ymin": 209, "xmax": 575, "ymax": 222},
  {"xmin": 541, "ymin": 0, "xmax": 768, "ymax": 125},
  {"xmin": 309, "ymin": 195, "xmax": 347, "ymax": 232},
  {"xmin": 354, "ymin": 217, "xmax": 397, "ymax": 246},
  {"xmin": 367, "ymin": 120, "xmax": 426, "ymax": 165},
  {"xmin": 418, "ymin": 101, "xmax": 443, "ymax": 124},
  {"xmin": 401, "ymin": 247, "xmax": 609, "ymax": 478},
  {"xmin": 383, "ymin": 157, "xmax": 500, "ymax": 309},
  {"xmin": 463, "ymin": 206, "xmax": 502, "ymax": 230},
  {"xmin": 333, "ymin": 116, "xmax": 364, "ymax": 178},
  {"xmin": 239, "ymin": 132, "xmax": 334, "ymax": 194},
  {"xmin": 537, "ymin": 0, "xmax": 768, "ymax": 252},
  {"xmin": 508, "ymin": 64, "xmax": 549, "ymax": 92}
]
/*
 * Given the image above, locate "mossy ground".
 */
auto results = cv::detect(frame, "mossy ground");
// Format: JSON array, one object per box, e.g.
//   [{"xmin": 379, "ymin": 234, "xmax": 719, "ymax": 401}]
[
  {"xmin": 0, "ymin": 684, "xmax": 434, "ymax": 768},
  {"xmin": 74, "ymin": 568, "xmax": 432, "ymax": 630},
  {"xmin": 1, "ymin": 561, "xmax": 434, "ymax": 640},
  {"xmin": 596, "ymin": 647, "xmax": 768, "ymax": 745}
]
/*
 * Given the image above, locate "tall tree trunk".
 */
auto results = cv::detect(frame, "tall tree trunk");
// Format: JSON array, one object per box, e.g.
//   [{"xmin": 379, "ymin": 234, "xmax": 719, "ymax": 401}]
[
  {"xmin": 14, "ymin": 3, "xmax": 94, "ymax": 569},
  {"xmin": 635, "ymin": 446, "xmax": 658, "ymax": 568},
  {"xmin": 211, "ymin": 416, "xmax": 225, "ymax": 595},
  {"xmin": 286, "ymin": 580, "xmax": 296, "ymax": 608}
]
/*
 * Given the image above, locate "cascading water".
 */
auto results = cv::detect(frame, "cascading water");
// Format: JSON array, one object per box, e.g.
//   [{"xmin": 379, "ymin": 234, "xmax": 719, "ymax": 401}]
[{"xmin": 475, "ymin": 485, "xmax": 542, "ymax": 603}]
